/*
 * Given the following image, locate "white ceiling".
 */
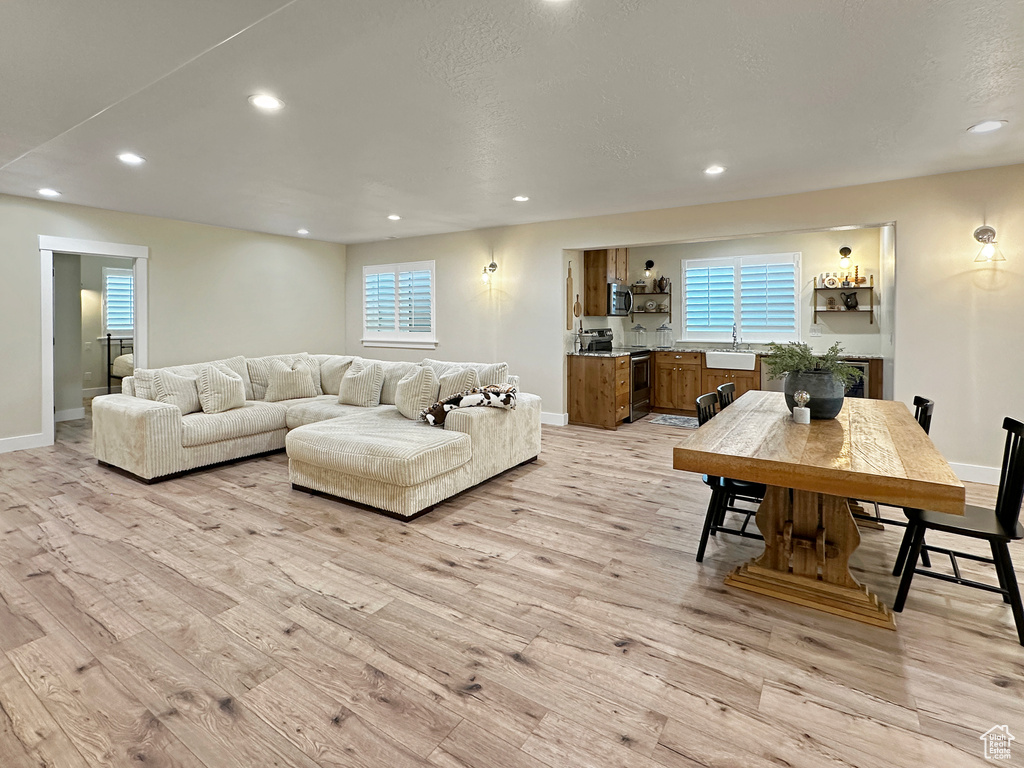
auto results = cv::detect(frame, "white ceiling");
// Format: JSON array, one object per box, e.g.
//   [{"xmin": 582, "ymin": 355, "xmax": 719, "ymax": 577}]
[{"xmin": 2, "ymin": 0, "xmax": 1022, "ymax": 244}]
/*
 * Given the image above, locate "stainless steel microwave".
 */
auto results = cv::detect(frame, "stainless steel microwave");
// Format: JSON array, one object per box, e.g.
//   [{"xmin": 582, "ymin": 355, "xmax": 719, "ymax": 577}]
[{"xmin": 607, "ymin": 283, "xmax": 633, "ymax": 316}]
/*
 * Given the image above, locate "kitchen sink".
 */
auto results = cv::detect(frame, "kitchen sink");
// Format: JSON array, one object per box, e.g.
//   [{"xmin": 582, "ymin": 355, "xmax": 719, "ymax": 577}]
[{"xmin": 705, "ymin": 351, "xmax": 757, "ymax": 370}]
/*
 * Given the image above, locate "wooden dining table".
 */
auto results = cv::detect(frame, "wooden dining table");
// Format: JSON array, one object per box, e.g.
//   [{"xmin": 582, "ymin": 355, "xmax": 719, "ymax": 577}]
[{"xmin": 673, "ymin": 390, "xmax": 965, "ymax": 629}]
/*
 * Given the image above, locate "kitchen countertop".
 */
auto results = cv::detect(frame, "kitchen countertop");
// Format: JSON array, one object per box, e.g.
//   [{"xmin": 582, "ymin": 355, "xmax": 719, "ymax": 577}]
[{"xmin": 567, "ymin": 347, "xmax": 884, "ymax": 360}]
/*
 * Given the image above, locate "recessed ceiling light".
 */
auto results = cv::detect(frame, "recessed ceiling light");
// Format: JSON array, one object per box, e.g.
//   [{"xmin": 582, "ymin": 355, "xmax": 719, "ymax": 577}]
[
  {"xmin": 387, "ymin": 214, "xmax": 402, "ymax": 221},
  {"xmin": 967, "ymin": 119, "xmax": 1007, "ymax": 134},
  {"xmin": 38, "ymin": 188, "xmax": 61, "ymax": 197},
  {"xmin": 703, "ymin": 165, "xmax": 726, "ymax": 175},
  {"xmin": 297, "ymin": 228, "xmax": 309, "ymax": 235},
  {"xmin": 512, "ymin": 195, "xmax": 530, "ymax": 202},
  {"xmin": 117, "ymin": 152, "xmax": 146, "ymax": 165},
  {"xmin": 248, "ymin": 93, "xmax": 285, "ymax": 111}
]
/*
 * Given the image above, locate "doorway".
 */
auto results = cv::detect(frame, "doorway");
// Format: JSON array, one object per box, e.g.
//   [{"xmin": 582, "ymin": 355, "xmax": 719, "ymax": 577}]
[{"xmin": 39, "ymin": 236, "xmax": 148, "ymax": 447}]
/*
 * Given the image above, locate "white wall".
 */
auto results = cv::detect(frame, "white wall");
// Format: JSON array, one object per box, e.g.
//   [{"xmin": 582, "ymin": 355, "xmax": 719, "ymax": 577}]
[
  {"xmin": 0, "ymin": 193, "xmax": 347, "ymax": 446},
  {"xmin": 345, "ymin": 163, "xmax": 1024, "ymax": 475}
]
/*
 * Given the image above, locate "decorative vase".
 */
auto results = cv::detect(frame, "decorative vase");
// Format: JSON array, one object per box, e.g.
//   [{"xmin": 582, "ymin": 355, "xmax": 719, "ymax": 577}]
[
  {"xmin": 657, "ymin": 275, "xmax": 669, "ymax": 293},
  {"xmin": 784, "ymin": 371, "xmax": 845, "ymax": 419}
]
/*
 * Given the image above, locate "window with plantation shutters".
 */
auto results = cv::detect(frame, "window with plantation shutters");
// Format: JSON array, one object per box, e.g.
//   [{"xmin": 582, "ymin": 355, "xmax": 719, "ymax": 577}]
[
  {"xmin": 682, "ymin": 253, "xmax": 800, "ymax": 342},
  {"xmin": 102, "ymin": 267, "xmax": 134, "ymax": 336},
  {"xmin": 362, "ymin": 261, "xmax": 436, "ymax": 348}
]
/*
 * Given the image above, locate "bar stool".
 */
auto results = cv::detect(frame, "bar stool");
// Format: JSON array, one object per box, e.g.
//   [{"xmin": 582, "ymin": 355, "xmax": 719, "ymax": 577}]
[
  {"xmin": 893, "ymin": 417, "xmax": 1024, "ymax": 646},
  {"xmin": 694, "ymin": 392, "xmax": 765, "ymax": 562}
]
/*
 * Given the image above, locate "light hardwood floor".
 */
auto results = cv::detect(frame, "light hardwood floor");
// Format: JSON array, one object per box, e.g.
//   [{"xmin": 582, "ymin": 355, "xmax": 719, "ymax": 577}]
[{"xmin": 0, "ymin": 412, "xmax": 1020, "ymax": 767}]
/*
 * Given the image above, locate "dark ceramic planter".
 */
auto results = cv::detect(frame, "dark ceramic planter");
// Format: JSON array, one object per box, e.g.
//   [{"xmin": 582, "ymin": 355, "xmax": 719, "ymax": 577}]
[{"xmin": 784, "ymin": 370, "xmax": 845, "ymax": 419}]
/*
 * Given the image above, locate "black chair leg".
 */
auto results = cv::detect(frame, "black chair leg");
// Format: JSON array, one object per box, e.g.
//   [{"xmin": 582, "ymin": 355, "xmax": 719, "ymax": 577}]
[
  {"xmin": 893, "ymin": 523, "xmax": 916, "ymax": 576},
  {"xmin": 994, "ymin": 542, "xmax": 1024, "ymax": 646},
  {"xmin": 893, "ymin": 523, "xmax": 926, "ymax": 612},
  {"xmin": 991, "ymin": 541, "xmax": 1012, "ymax": 604},
  {"xmin": 696, "ymin": 489, "xmax": 724, "ymax": 563},
  {"xmin": 920, "ymin": 536, "xmax": 931, "ymax": 568}
]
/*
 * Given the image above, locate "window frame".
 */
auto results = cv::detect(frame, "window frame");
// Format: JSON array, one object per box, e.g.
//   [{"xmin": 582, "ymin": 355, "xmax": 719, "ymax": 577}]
[
  {"xmin": 681, "ymin": 252, "xmax": 801, "ymax": 343},
  {"xmin": 361, "ymin": 260, "xmax": 437, "ymax": 349},
  {"xmin": 101, "ymin": 266, "xmax": 134, "ymax": 337}
]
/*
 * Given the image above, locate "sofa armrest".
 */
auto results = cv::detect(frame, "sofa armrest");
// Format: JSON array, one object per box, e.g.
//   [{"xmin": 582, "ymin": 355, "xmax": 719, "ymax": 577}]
[
  {"xmin": 92, "ymin": 394, "xmax": 184, "ymax": 480},
  {"xmin": 443, "ymin": 393, "xmax": 541, "ymax": 484}
]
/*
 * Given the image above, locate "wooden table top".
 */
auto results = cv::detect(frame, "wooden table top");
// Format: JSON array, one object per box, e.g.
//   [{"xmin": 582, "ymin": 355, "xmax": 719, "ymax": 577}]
[{"xmin": 673, "ymin": 391, "xmax": 965, "ymax": 515}]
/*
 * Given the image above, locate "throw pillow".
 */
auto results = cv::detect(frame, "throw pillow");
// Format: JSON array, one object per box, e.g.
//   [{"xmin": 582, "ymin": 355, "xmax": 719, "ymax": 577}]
[
  {"xmin": 197, "ymin": 362, "xmax": 246, "ymax": 414},
  {"xmin": 379, "ymin": 361, "xmax": 421, "ymax": 405},
  {"xmin": 394, "ymin": 367, "xmax": 439, "ymax": 420},
  {"xmin": 422, "ymin": 358, "xmax": 509, "ymax": 387},
  {"xmin": 316, "ymin": 355, "xmax": 357, "ymax": 395},
  {"xmin": 437, "ymin": 368, "xmax": 479, "ymax": 400},
  {"xmin": 338, "ymin": 359, "xmax": 385, "ymax": 407},
  {"xmin": 421, "ymin": 385, "xmax": 518, "ymax": 426},
  {"xmin": 246, "ymin": 353, "xmax": 320, "ymax": 399},
  {"xmin": 264, "ymin": 358, "xmax": 317, "ymax": 402},
  {"xmin": 131, "ymin": 368, "xmax": 157, "ymax": 400},
  {"xmin": 152, "ymin": 369, "xmax": 201, "ymax": 414}
]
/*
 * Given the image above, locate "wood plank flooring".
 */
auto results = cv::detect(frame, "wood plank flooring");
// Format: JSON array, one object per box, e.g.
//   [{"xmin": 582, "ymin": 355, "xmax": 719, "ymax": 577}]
[{"xmin": 0, "ymin": 411, "xmax": 1021, "ymax": 767}]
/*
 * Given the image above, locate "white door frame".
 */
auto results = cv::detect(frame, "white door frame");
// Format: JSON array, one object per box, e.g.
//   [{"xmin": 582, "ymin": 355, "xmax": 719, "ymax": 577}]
[{"xmin": 37, "ymin": 235, "xmax": 149, "ymax": 450}]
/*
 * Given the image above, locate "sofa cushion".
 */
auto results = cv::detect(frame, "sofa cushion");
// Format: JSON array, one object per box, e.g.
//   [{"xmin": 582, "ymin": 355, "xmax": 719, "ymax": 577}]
[
  {"xmin": 197, "ymin": 363, "xmax": 246, "ymax": 414},
  {"xmin": 157, "ymin": 356, "xmax": 253, "ymax": 400},
  {"xmin": 181, "ymin": 401, "xmax": 287, "ymax": 447},
  {"xmin": 152, "ymin": 369, "xmax": 201, "ymax": 415},
  {"xmin": 286, "ymin": 419, "xmax": 471, "ymax": 487},
  {"xmin": 438, "ymin": 367, "xmax": 479, "ymax": 400},
  {"xmin": 379, "ymin": 361, "xmax": 421, "ymax": 405},
  {"xmin": 247, "ymin": 353, "xmax": 322, "ymax": 399},
  {"xmin": 395, "ymin": 367, "xmax": 439, "ymax": 420},
  {"xmin": 422, "ymin": 358, "xmax": 509, "ymax": 387},
  {"xmin": 131, "ymin": 368, "xmax": 157, "ymax": 400},
  {"xmin": 284, "ymin": 396, "xmax": 373, "ymax": 429},
  {"xmin": 339, "ymin": 360, "xmax": 384, "ymax": 407},
  {"xmin": 264, "ymin": 358, "xmax": 318, "ymax": 402},
  {"xmin": 313, "ymin": 355, "xmax": 357, "ymax": 395}
]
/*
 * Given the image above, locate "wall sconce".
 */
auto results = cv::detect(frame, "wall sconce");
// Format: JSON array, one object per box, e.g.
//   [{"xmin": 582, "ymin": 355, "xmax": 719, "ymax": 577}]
[
  {"xmin": 481, "ymin": 259, "xmax": 498, "ymax": 283},
  {"xmin": 974, "ymin": 226, "xmax": 1005, "ymax": 263},
  {"xmin": 838, "ymin": 246, "xmax": 852, "ymax": 269},
  {"xmin": 644, "ymin": 260, "xmax": 655, "ymax": 278}
]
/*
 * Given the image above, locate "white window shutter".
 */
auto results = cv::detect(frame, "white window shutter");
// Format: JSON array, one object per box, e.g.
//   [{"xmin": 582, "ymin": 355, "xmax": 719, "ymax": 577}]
[
  {"xmin": 684, "ymin": 260, "xmax": 735, "ymax": 337},
  {"xmin": 103, "ymin": 268, "xmax": 134, "ymax": 334},
  {"xmin": 362, "ymin": 261, "xmax": 436, "ymax": 348}
]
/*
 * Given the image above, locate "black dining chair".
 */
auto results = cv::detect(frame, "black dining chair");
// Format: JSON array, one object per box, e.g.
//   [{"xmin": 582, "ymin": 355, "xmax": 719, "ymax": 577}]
[
  {"xmin": 716, "ymin": 382, "xmax": 736, "ymax": 408},
  {"xmin": 856, "ymin": 396, "xmax": 935, "ymax": 568},
  {"xmin": 694, "ymin": 392, "xmax": 765, "ymax": 563},
  {"xmin": 892, "ymin": 417, "xmax": 1024, "ymax": 646}
]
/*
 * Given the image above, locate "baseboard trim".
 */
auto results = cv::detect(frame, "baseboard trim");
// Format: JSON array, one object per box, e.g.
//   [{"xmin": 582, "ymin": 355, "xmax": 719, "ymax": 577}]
[
  {"xmin": 84, "ymin": 386, "xmax": 120, "ymax": 399},
  {"xmin": 0, "ymin": 432, "xmax": 52, "ymax": 454},
  {"xmin": 541, "ymin": 411, "xmax": 568, "ymax": 426},
  {"xmin": 55, "ymin": 407, "xmax": 86, "ymax": 423},
  {"xmin": 949, "ymin": 462, "xmax": 1000, "ymax": 486}
]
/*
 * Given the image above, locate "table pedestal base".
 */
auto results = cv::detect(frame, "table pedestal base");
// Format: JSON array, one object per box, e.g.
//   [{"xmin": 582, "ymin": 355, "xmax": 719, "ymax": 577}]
[{"xmin": 724, "ymin": 486, "xmax": 896, "ymax": 630}]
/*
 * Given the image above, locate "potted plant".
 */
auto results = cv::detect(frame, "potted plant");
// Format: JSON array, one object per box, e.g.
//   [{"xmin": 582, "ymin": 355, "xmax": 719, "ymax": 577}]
[{"xmin": 763, "ymin": 342, "xmax": 863, "ymax": 419}]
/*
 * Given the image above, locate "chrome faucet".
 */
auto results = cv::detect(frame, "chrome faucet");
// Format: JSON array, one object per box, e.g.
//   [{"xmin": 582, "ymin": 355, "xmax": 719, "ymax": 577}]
[{"xmin": 732, "ymin": 323, "xmax": 738, "ymax": 350}]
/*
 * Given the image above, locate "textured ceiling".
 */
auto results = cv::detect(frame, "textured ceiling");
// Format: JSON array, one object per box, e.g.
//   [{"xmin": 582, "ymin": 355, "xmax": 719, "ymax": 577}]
[{"xmin": 1, "ymin": 0, "xmax": 1022, "ymax": 243}]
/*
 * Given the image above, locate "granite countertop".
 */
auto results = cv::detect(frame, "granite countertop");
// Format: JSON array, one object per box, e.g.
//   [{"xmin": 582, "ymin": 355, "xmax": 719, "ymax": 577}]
[{"xmin": 567, "ymin": 346, "xmax": 884, "ymax": 360}]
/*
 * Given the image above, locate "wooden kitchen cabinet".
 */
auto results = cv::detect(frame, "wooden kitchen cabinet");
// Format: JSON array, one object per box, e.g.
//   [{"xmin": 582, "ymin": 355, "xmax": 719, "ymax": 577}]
[
  {"xmin": 701, "ymin": 355, "xmax": 761, "ymax": 400},
  {"xmin": 568, "ymin": 354, "xmax": 631, "ymax": 429},
  {"xmin": 582, "ymin": 248, "xmax": 629, "ymax": 315},
  {"xmin": 652, "ymin": 351, "xmax": 701, "ymax": 414}
]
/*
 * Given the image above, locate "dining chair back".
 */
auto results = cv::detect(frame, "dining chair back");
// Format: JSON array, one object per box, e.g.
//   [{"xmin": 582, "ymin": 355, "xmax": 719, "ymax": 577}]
[
  {"xmin": 995, "ymin": 417, "xmax": 1024, "ymax": 535},
  {"xmin": 893, "ymin": 416, "xmax": 1024, "ymax": 645},
  {"xmin": 696, "ymin": 392, "xmax": 718, "ymax": 426},
  {"xmin": 913, "ymin": 396, "xmax": 935, "ymax": 434},
  {"xmin": 717, "ymin": 382, "xmax": 736, "ymax": 409}
]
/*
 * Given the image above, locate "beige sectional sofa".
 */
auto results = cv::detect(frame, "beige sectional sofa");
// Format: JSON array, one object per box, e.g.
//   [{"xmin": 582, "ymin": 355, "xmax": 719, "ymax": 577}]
[{"xmin": 92, "ymin": 353, "xmax": 540, "ymax": 519}]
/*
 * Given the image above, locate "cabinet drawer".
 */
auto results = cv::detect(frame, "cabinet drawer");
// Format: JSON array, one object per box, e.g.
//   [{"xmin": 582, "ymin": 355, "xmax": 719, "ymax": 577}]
[
  {"xmin": 615, "ymin": 356, "xmax": 630, "ymax": 371},
  {"xmin": 657, "ymin": 351, "xmax": 699, "ymax": 364},
  {"xmin": 615, "ymin": 375, "xmax": 630, "ymax": 396},
  {"xmin": 616, "ymin": 402, "xmax": 629, "ymax": 421}
]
